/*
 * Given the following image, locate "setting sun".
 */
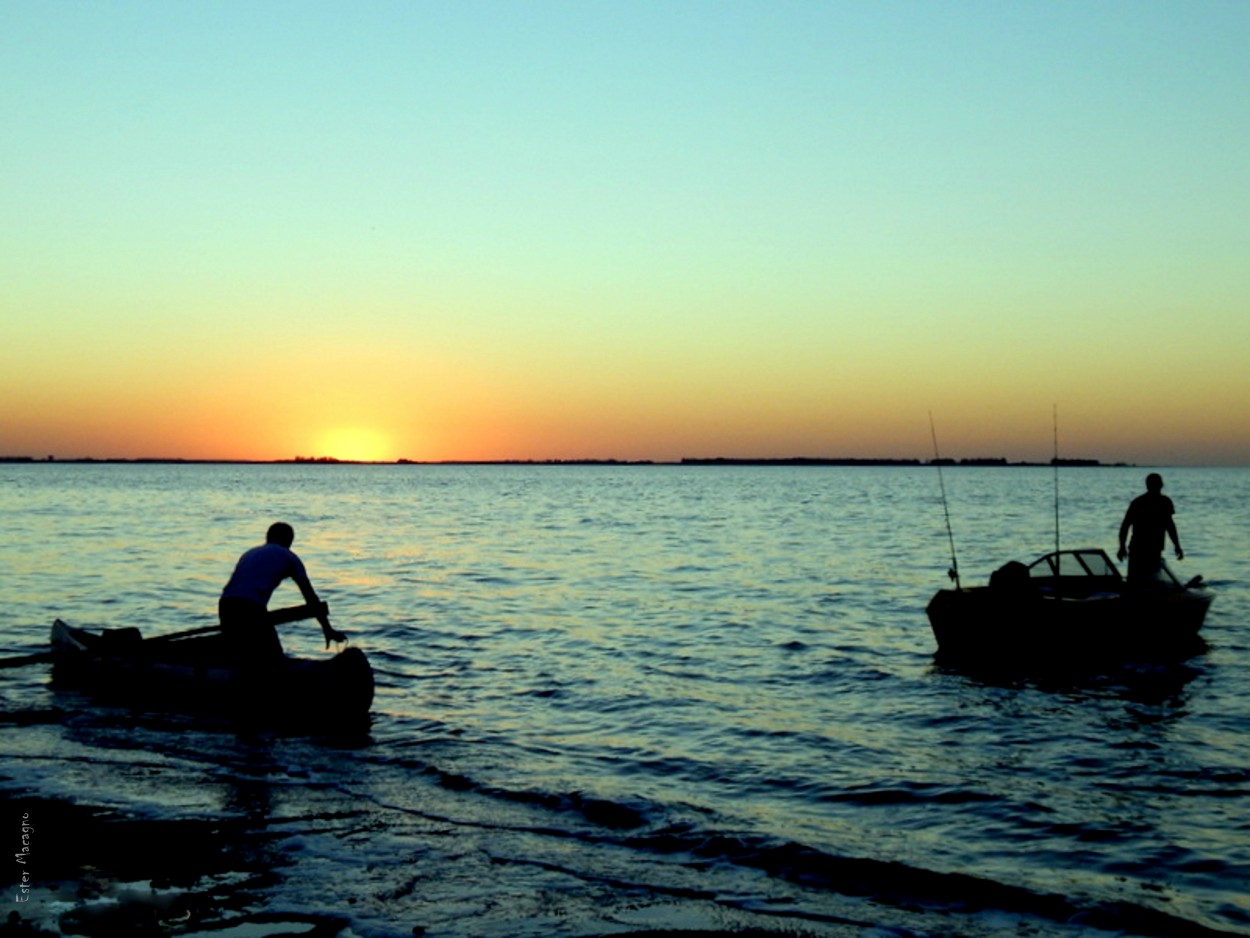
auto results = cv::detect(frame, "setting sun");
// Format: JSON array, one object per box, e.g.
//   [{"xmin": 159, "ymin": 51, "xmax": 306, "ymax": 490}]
[{"xmin": 313, "ymin": 427, "xmax": 396, "ymax": 463}]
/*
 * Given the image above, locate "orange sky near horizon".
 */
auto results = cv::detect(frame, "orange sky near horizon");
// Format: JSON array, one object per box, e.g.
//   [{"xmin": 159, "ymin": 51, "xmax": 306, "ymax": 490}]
[{"xmin": 3, "ymin": 3, "xmax": 1249, "ymax": 466}]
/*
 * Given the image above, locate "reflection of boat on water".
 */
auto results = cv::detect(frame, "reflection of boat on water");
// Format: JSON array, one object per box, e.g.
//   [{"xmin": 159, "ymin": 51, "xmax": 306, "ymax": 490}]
[
  {"xmin": 49, "ymin": 619, "xmax": 374, "ymax": 730},
  {"xmin": 927, "ymin": 548, "xmax": 1214, "ymax": 666}
]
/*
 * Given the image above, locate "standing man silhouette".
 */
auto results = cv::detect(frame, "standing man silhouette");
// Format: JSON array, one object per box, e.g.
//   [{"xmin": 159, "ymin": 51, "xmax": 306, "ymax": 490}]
[{"xmin": 1117, "ymin": 473, "xmax": 1183, "ymax": 586}]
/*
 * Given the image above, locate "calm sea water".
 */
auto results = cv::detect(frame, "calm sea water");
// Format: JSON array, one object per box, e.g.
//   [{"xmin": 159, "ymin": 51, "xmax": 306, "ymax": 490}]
[{"xmin": 2, "ymin": 463, "xmax": 1248, "ymax": 937}]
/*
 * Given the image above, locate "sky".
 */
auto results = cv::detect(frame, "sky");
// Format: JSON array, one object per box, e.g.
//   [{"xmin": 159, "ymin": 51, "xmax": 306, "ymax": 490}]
[{"xmin": 2, "ymin": 1, "xmax": 1248, "ymax": 465}]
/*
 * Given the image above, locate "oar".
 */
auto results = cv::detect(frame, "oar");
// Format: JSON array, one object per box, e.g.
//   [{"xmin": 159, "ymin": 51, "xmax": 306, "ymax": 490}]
[
  {"xmin": 147, "ymin": 601, "xmax": 330, "ymax": 643},
  {"xmin": 0, "ymin": 651, "xmax": 56, "ymax": 670},
  {"xmin": 0, "ymin": 602, "xmax": 329, "ymax": 668}
]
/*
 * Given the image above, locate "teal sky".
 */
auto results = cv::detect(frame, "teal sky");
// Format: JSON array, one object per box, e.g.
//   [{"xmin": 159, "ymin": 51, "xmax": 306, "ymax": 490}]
[{"xmin": 3, "ymin": 1, "xmax": 1248, "ymax": 464}]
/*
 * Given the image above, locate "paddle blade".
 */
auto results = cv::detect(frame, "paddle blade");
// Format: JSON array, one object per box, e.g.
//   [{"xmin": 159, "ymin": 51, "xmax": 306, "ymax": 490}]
[{"xmin": 0, "ymin": 651, "xmax": 56, "ymax": 670}]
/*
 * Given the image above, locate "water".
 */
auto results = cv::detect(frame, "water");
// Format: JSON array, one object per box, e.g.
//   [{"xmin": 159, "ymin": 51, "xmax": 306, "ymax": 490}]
[{"xmin": 2, "ymin": 463, "xmax": 1248, "ymax": 937}]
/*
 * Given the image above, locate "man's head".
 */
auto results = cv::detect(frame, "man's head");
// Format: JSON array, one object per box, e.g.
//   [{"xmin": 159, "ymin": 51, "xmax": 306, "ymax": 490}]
[
  {"xmin": 266, "ymin": 522, "xmax": 295, "ymax": 547},
  {"xmin": 1145, "ymin": 473, "xmax": 1164, "ymax": 493}
]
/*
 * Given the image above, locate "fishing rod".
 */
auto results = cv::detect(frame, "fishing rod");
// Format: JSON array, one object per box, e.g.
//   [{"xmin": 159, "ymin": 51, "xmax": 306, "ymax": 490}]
[
  {"xmin": 1052, "ymin": 404, "xmax": 1061, "ymax": 556},
  {"xmin": 928, "ymin": 412, "xmax": 961, "ymax": 589}
]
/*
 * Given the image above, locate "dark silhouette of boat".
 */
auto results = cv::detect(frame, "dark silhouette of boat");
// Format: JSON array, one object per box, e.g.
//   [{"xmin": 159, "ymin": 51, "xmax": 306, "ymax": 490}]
[
  {"xmin": 927, "ymin": 548, "xmax": 1213, "ymax": 666},
  {"xmin": 49, "ymin": 619, "xmax": 374, "ymax": 729}
]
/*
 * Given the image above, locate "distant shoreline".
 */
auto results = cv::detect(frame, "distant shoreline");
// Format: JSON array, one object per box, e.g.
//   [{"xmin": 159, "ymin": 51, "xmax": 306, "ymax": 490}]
[{"xmin": 0, "ymin": 455, "xmax": 1129, "ymax": 468}]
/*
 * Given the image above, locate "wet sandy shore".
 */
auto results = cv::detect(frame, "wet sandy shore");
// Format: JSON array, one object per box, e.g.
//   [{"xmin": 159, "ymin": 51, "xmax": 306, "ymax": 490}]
[
  {"xmin": 3, "ymin": 791, "xmax": 349, "ymax": 936},
  {"xmin": 2, "ymin": 791, "xmax": 831, "ymax": 938}
]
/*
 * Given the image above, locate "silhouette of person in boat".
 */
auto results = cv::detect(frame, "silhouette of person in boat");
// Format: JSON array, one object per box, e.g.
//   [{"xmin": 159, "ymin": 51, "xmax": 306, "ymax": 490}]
[
  {"xmin": 219, "ymin": 522, "xmax": 345, "ymax": 663},
  {"xmin": 1117, "ymin": 473, "xmax": 1183, "ymax": 586}
]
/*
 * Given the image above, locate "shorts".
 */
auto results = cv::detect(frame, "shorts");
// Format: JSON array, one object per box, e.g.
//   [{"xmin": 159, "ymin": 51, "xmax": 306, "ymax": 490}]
[{"xmin": 218, "ymin": 596, "xmax": 285, "ymax": 664}]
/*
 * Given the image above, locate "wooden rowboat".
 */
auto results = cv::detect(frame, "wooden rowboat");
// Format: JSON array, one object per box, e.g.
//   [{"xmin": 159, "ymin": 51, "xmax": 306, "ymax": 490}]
[{"xmin": 49, "ymin": 618, "xmax": 374, "ymax": 729}]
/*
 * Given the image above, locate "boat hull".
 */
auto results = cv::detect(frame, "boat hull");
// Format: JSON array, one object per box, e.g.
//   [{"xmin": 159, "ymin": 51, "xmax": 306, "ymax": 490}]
[
  {"xmin": 50, "ymin": 620, "xmax": 374, "ymax": 729},
  {"xmin": 927, "ymin": 585, "xmax": 1212, "ymax": 666}
]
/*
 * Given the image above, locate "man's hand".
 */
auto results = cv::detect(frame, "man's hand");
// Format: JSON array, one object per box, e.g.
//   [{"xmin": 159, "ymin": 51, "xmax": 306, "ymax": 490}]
[
  {"xmin": 1175, "ymin": 547, "xmax": 1185, "ymax": 561},
  {"xmin": 323, "ymin": 626, "xmax": 347, "ymax": 648},
  {"xmin": 1117, "ymin": 546, "xmax": 1127, "ymax": 562}
]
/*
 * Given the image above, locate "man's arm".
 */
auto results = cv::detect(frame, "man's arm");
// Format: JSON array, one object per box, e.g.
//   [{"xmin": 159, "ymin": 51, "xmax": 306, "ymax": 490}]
[
  {"xmin": 1117, "ymin": 511, "xmax": 1132, "ymax": 561},
  {"xmin": 294, "ymin": 574, "xmax": 347, "ymax": 647},
  {"xmin": 1166, "ymin": 518, "xmax": 1183, "ymax": 560}
]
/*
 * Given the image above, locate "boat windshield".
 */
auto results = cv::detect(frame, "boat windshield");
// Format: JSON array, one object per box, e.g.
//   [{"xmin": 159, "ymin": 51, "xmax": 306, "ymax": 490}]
[{"xmin": 1027, "ymin": 550, "xmax": 1122, "ymax": 580}]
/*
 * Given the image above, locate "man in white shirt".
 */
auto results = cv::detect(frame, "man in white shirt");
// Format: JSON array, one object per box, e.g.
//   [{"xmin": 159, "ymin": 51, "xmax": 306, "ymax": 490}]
[{"xmin": 219, "ymin": 522, "xmax": 345, "ymax": 662}]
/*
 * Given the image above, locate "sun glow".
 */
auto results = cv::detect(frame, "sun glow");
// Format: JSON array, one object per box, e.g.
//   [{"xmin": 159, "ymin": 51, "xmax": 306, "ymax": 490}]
[{"xmin": 312, "ymin": 427, "xmax": 396, "ymax": 463}]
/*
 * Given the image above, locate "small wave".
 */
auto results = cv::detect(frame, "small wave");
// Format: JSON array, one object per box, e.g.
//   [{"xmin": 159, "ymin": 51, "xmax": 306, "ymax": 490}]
[
  {"xmin": 816, "ymin": 783, "xmax": 999, "ymax": 807},
  {"xmin": 621, "ymin": 827, "xmax": 1243, "ymax": 937},
  {"xmin": 409, "ymin": 759, "xmax": 1245, "ymax": 936},
  {"xmin": 373, "ymin": 755, "xmax": 657, "ymax": 832},
  {"xmin": 353, "ymin": 749, "xmax": 1243, "ymax": 936},
  {"xmin": 0, "ymin": 708, "xmax": 65, "ymax": 727}
]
